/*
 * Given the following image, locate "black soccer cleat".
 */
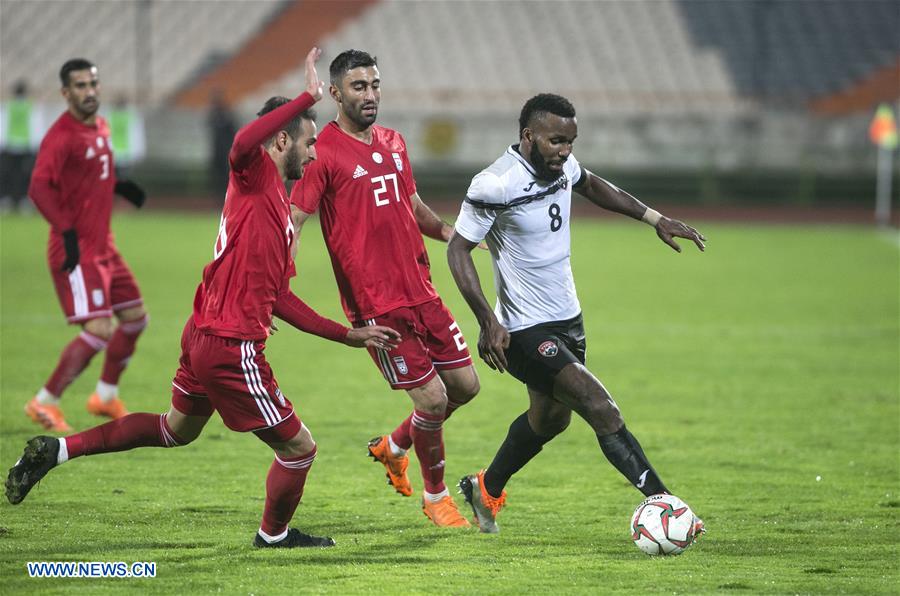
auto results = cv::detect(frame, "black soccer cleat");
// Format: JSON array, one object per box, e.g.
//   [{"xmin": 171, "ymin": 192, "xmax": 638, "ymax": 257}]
[
  {"xmin": 5, "ymin": 436, "xmax": 60, "ymax": 505},
  {"xmin": 253, "ymin": 528, "xmax": 335, "ymax": 548}
]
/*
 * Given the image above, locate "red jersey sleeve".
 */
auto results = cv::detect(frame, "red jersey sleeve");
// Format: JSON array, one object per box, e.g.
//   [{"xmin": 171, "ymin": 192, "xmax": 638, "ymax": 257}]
[
  {"xmin": 29, "ymin": 132, "xmax": 74, "ymax": 232},
  {"xmin": 229, "ymin": 91, "xmax": 315, "ymax": 173}
]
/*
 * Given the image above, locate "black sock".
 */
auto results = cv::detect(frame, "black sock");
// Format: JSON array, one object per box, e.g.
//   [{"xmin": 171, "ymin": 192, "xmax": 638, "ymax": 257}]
[
  {"xmin": 483, "ymin": 412, "xmax": 555, "ymax": 498},
  {"xmin": 597, "ymin": 425, "xmax": 668, "ymax": 497}
]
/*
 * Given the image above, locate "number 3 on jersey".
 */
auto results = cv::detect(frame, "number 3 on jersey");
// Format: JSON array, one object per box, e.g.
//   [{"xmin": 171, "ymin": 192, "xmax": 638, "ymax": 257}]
[{"xmin": 372, "ymin": 173, "xmax": 400, "ymax": 206}]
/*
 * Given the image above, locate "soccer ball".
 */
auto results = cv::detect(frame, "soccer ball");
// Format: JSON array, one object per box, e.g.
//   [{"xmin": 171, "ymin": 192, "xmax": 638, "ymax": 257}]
[{"xmin": 630, "ymin": 494, "xmax": 701, "ymax": 556}]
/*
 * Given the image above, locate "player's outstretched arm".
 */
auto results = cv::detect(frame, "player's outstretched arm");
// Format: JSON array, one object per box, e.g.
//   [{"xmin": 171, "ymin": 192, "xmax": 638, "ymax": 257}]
[
  {"xmin": 447, "ymin": 231, "xmax": 510, "ymax": 372},
  {"xmin": 652, "ymin": 215, "xmax": 706, "ymax": 253},
  {"xmin": 344, "ymin": 326, "xmax": 401, "ymax": 350},
  {"xmin": 576, "ymin": 170, "xmax": 706, "ymax": 252},
  {"xmin": 273, "ymin": 291, "xmax": 400, "ymax": 351},
  {"xmin": 229, "ymin": 47, "xmax": 323, "ymax": 171}
]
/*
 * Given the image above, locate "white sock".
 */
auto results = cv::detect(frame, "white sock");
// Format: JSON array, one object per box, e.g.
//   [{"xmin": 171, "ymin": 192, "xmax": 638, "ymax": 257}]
[
  {"xmin": 388, "ymin": 435, "xmax": 406, "ymax": 456},
  {"xmin": 95, "ymin": 380, "xmax": 118, "ymax": 402},
  {"xmin": 36, "ymin": 388, "xmax": 60, "ymax": 406},
  {"xmin": 57, "ymin": 438, "xmax": 69, "ymax": 465},
  {"xmin": 424, "ymin": 488, "xmax": 449, "ymax": 503},
  {"xmin": 257, "ymin": 527, "xmax": 288, "ymax": 544}
]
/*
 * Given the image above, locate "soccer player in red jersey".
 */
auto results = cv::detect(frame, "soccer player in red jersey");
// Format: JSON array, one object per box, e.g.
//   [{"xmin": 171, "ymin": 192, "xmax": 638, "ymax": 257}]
[
  {"xmin": 26, "ymin": 59, "xmax": 152, "ymax": 431},
  {"xmin": 6, "ymin": 48, "xmax": 400, "ymax": 548},
  {"xmin": 291, "ymin": 50, "xmax": 480, "ymax": 527}
]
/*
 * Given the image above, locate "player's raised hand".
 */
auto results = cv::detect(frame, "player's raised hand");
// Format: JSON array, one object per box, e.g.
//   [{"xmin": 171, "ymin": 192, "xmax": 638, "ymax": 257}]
[
  {"xmin": 304, "ymin": 46, "xmax": 325, "ymax": 101},
  {"xmin": 655, "ymin": 217, "xmax": 706, "ymax": 253},
  {"xmin": 478, "ymin": 316, "xmax": 510, "ymax": 373},
  {"xmin": 345, "ymin": 325, "xmax": 402, "ymax": 351}
]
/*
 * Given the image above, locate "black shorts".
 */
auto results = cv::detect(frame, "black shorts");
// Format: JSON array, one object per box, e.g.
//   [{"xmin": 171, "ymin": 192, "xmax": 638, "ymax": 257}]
[{"xmin": 505, "ymin": 313, "xmax": 586, "ymax": 395}]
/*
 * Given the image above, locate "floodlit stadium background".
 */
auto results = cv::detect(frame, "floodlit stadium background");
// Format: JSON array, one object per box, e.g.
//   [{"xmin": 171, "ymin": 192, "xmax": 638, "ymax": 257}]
[{"xmin": 2, "ymin": 0, "xmax": 898, "ymax": 211}]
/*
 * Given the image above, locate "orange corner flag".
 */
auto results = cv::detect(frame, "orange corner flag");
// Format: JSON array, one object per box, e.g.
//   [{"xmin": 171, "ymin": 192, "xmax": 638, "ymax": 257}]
[{"xmin": 869, "ymin": 104, "xmax": 898, "ymax": 149}]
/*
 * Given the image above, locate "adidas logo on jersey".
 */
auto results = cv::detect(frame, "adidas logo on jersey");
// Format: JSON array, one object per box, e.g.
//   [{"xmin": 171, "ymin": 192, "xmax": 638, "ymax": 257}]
[{"xmin": 352, "ymin": 164, "xmax": 368, "ymax": 179}]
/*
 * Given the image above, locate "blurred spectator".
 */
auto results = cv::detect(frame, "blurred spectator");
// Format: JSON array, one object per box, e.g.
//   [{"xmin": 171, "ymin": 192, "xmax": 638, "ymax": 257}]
[
  {"xmin": 1, "ymin": 79, "xmax": 43, "ymax": 213},
  {"xmin": 108, "ymin": 94, "xmax": 146, "ymax": 178},
  {"xmin": 207, "ymin": 89, "xmax": 236, "ymax": 203}
]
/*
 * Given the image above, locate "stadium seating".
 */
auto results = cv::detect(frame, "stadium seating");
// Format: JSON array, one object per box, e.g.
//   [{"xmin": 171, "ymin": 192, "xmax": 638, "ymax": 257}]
[
  {"xmin": 247, "ymin": 0, "xmax": 742, "ymax": 116},
  {"xmin": 0, "ymin": 0, "xmax": 282, "ymax": 103}
]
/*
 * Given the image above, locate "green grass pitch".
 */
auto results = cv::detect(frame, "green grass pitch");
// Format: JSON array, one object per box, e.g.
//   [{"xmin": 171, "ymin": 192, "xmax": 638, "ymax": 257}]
[{"xmin": 1, "ymin": 211, "xmax": 897, "ymax": 594}]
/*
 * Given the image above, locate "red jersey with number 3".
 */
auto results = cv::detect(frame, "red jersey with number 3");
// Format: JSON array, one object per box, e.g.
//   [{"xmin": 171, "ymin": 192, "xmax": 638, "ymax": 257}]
[
  {"xmin": 291, "ymin": 122, "xmax": 438, "ymax": 322},
  {"xmin": 30, "ymin": 112, "xmax": 116, "ymax": 258},
  {"xmin": 192, "ymin": 145, "xmax": 295, "ymax": 341}
]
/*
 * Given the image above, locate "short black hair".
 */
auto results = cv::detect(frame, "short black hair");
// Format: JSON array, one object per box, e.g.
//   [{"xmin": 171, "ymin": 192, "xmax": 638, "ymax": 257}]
[
  {"xmin": 518, "ymin": 93, "xmax": 576, "ymax": 138},
  {"xmin": 329, "ymin": 49, "xmax": 377, "ymax": 85},
  {"xmin": 60, "ymin": 58, "xmax": 95, "ymax": 86},
  {"xmin": 256, "ymin": 96, "xmax": 317, "ymax": 144}
]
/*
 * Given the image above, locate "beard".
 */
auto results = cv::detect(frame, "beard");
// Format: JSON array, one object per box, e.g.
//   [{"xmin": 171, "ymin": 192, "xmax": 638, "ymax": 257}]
[
  {"xmin": 285, "ymin": 146, "xmax": 303, "ymax": 180},
  {"xmin": 530, "ymin": 142, "xmax": 563, "ymax": 182},
  {"xmin": 77, "ymin": 98, "xmax": 99, "ymax": 116},
  {"xmin": 347, "ymin": 102, "xmax": 378, "ymax": 128}
]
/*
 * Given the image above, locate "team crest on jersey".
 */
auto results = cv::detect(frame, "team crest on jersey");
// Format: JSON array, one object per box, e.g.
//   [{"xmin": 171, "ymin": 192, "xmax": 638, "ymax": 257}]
[
  {"xmin": 556, "ymin": 174, "xmax": 569, "ymax": 190},
  {"xmin": 91, "ymin": 289, "xmax": 104, "ymax": 307},
  {"xmin": 392, "ymin": 152, "xmax": 403, "ymax": 171},
  {"xmin": 274, "ymin": 388, "xmax": 286, "ymax": 407},
  {"xmin": 537, "ymin": 340, "xmax": 559, "ymax": 358},
  {"xmin": 371, "ymin": 152, "xmax": 383, "ymax": 164},
  {"xmin": 393, "ymin": 356, "xmax": 409, "ymax": 375}
]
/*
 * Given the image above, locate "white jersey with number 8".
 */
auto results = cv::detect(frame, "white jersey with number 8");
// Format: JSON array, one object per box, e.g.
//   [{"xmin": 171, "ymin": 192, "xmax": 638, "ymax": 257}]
[{"xmin": 454, "ymin": 145, "xmax": 585, "ymax": 332}]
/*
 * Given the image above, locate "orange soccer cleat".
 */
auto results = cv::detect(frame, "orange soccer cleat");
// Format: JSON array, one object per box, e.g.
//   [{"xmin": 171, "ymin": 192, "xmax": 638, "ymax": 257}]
[
  {"xmin": 458, "ymin": 469, "xmax": 507, "ymax": 533},
  {"xmin": 24, "ymin": 397, "xmax": 72, "ymax": 432},
  {"xmin": 86, "ymin": 393, "xmax": 129, "ymax": 420},
  {"xmin": 422, "ymin": 494, "xmax": 471, "ymax": 528},
  {"xmin": 367, "ymin": 435, "xmax": 412, "ymax": 496}
]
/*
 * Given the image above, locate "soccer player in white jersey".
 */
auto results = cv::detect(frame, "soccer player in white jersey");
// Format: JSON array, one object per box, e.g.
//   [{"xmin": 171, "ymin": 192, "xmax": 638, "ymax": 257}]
[{"xmin": 447, "ymin": 94, "xmax": 706, "ymax": 534}]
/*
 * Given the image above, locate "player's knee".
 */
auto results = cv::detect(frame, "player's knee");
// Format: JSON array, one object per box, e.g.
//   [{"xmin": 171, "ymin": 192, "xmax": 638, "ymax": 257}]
[
  {"xmin": 584, "ymin": 397, "xmax": 622, "ymax": 433},
  {"xmin": 118, "ymin": 312, "xmax": 149, "ymax": 336},
  {"xmin": 409, "ymin": 377, "xmax": 448, "ymax": 415},
  {"xmin": 447, "ymin": 376, "xmax": 479, "ymax": 406},
  {"xmin": 164, "ymin": 409, "xmax": 205, "ymax": 445},
  {"xmin": 117, "ymin": 306, "xmax": 148, "ymax": 323},
  {"xmin": 280, "ymin": 424, "xmax": 316, "ymax": 458},
  {"xmin": 544, "ymin": 411, "xmax": 573, "ymax": 437},
  {"xmin": 460, "ymin": 374, "xmax": 480, "ymax": 402},
  {"xmin": 83, "ymin": 317, "xmax": 115, "ymax": 341}
]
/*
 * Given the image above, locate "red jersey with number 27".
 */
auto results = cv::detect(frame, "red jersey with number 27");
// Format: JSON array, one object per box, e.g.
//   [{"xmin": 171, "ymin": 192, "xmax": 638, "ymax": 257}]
[{"xmin": 291, "ymin": 122, "xmax": 438, "ymax": 323}]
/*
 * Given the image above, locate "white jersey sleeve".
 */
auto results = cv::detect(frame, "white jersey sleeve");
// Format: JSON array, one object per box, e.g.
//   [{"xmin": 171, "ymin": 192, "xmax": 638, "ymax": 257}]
[
  {"xmin": 566, "ymin": 154, "xmax": 586, "ymax": 189},
  {"xmin": 454, "ymin": 172, "xmax": 505, "ymax": 244}
]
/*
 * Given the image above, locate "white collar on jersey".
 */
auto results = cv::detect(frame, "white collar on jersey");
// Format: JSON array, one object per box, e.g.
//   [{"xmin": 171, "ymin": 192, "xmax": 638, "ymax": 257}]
[{"xmin": 507, "ymin": 144, "xmax": 538, "ymax": 177}]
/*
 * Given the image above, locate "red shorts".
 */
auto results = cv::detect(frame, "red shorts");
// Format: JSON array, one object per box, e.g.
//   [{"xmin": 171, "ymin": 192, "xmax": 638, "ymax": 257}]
[
  {"xmin": 170, "ymin": 318, "xmax": 301, "ymax": 442},
  {"xmin": 356, "ymin": 298, "xmax": 473, "ymax": 390},
  {"xmin": 50, "ymin": 248, "xmax": 143, "ymax": 324}
]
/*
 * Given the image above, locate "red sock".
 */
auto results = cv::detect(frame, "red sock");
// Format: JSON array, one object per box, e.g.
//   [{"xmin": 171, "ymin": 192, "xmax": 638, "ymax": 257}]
[
  {"xmin": 101, "ymin": 316, "xmax": 148, "ymax": 386},
  {"xmin": 65, "ymin": 413, "xmax": 184, "ymax": 458},
  {"xmin": 261, "ymin": 446, "xmax": 317, "ymax": 537},
  {"xmin": 390, "ymin": 414, "xmax": 414, "ymax": 450},
  {"xmin": 391, "ymin": 400, "xmax": 462, "ymax": 451},
  {"xmin": 45, "ymin": 332, "xmax": 107, "ymax": 397},
  {"xmin": 410, "ymin": 410, "xmax": 445, "ymax": 494}
]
